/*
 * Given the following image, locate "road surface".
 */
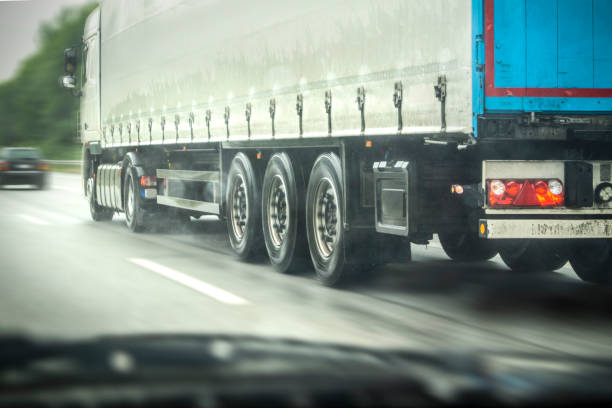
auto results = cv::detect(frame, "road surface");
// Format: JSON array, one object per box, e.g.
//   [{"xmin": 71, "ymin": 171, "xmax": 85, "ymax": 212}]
[{"xmin": 1, "ymin": 173, "xmax": 611, "ymax": 360}]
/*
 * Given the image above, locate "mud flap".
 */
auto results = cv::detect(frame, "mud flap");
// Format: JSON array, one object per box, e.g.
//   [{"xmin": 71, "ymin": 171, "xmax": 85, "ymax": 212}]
[{"xmin": 373, "ymin": 161, "xmax": 416, "ymax": 237}]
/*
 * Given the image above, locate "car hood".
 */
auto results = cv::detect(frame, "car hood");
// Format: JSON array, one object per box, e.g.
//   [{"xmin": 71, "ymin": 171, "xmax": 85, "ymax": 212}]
[{"xmin": 1, "ymin": 333, "xmax": 611, "ymax": 407}]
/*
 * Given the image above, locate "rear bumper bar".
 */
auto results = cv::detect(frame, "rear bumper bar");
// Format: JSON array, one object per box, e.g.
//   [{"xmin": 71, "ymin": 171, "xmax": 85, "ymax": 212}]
[{"xmin": 479, "ymin": 219, "xmax": 612, "ymax": 239}]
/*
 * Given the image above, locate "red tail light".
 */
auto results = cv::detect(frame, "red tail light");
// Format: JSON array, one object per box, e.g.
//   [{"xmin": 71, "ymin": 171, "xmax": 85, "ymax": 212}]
[
  {"xmin": 488, "ymin": 179, "xmax": 564, "ymax": 207},
  {"xmin": 0, "ymin": 161, "xmax": 8, "ymax": 171},
  {"xmin": 140, "ymin": 175, "xmax": 157, "ymax": 188}
]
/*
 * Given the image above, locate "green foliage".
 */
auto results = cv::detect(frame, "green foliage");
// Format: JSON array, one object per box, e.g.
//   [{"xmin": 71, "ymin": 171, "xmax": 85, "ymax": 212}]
[{"xmin": 0, "ymin": 3, "xmax": 97, "ymax": 159}]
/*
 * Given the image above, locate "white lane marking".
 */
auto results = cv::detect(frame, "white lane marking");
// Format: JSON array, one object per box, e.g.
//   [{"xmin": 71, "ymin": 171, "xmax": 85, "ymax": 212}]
[
  {"xmin": 129, "ymin": 258, "xmax": 249, "ymax": 305},
  {"xmin": 20, "ymin": 214, "xmax": 49, "ymax": 225},
  {"xmin": 55, "ymin": 186, "xmax": 81, "ymax": 193}
]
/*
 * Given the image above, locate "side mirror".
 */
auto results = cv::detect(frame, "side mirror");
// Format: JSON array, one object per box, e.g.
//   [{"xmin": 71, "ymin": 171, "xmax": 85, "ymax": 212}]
[
  {"xmin": 60, "ymin": 47, "xmax": 80, "ymax": 95},
  {"xmin": 61, "ymin": 75, "xmax": 76, "ymax": 89}
]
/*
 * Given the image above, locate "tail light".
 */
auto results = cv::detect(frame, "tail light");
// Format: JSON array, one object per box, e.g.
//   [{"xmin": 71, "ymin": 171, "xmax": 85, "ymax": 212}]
[
  {"xmin": 140, "ymin": 175, "xmax": 157, "ymax": 188},
  {"xmin": 37, "ymin": 161, "xmax": 49, "ymax": 171},
  {"xmin": 0, "ymin": 161, "xmax": 8, "ymax": 171},
  {"xmin": 488, "ymin": 179, "xmax": 564, "ymax": 207}
]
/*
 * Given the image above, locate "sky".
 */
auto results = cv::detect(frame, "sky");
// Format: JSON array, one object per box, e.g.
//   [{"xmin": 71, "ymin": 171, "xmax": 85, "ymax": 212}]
[{"xmin": 0, "ymin": 0, "xmax": 95, "ymax": 82}]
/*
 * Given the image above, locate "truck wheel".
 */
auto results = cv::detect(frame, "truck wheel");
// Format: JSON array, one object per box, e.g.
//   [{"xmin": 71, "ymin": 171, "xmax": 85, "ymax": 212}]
[
  {"xmin": 262, "ymin": 153, "xmax": 306, "ymax": 274},
  {"xmin": 306, "ymin": 153, "xmax": 345, "ymax": 286},
  {"xmin": 500, "ymin": 240, "xmax": 568, "ymax": 273},
  {"xmin": 124, "ymin": 167, "xmax": 146, "ymax": 232},
  {"xmin": 87, "ymin": 177, "xmax": 113, "ymax": 222},
  {"xmin": 438, "ymin": 232, "xmax": 498, "ymax": 262},
  {"xmin": 569, "ymin": 240, "xmax": 612, "ymax": 284},
  {"xmin": 226, "ymin": 153, "xmax": 262, "ymax": 260}
]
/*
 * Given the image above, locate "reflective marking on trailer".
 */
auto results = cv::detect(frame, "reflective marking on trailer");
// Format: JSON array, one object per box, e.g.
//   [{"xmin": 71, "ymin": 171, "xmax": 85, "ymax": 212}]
[
  {"xmin": 484, "ymin": 219, "xmax": 612, "ymax": 239},
  {"xmin": 129, "ymin": 258, "xmax": 250, "ymax": 305},
  {"xmin": 20, "ymin": 214, "xmax": 49, "ymax": 225}
]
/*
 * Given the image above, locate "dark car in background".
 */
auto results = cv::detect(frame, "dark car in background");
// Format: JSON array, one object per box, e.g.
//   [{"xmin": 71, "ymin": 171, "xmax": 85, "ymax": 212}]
[{"xmin": 0, "ymin": 147, "xmax": 49, "ymax": 189}]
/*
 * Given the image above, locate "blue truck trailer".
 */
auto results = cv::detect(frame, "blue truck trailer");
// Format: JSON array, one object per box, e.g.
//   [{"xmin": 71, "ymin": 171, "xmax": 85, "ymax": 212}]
[{"xmin": 62, "ymin": 0, "xmax": 612, "ymax": 285}]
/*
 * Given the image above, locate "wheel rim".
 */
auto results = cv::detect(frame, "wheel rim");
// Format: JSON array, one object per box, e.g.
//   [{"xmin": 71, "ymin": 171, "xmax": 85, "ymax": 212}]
[
  {"xmin": 313, "ymin": 177, "xmax": 339, "ymax": 259},
  {"xmin": 230, "ymin": 174, "xmax": 248, "ymax": 241},
  {"xmin": 267, "ymin": 175, "xmax": 289, "ymax": 248},
  {"xmin": 126, "ymin": 178, "xmax": 135, "ymax": 222}
]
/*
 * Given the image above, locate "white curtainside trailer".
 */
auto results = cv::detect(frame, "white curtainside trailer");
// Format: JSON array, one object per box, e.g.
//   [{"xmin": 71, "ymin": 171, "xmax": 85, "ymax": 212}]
[{"xmin": 94, "ymin": 0, "xmax": 472, "ymax": 145}]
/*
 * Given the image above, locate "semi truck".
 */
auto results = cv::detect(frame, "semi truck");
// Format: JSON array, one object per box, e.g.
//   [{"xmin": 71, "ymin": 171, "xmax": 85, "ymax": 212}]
[{"xmin": 61, "ymin": 0, "xmax": 612, "ymax": 285}]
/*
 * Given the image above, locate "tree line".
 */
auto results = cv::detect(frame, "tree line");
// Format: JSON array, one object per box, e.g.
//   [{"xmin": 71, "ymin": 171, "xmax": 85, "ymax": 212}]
[{"xmin": 0, "ymin": 2, "xmax": 97, "ymax": 159}]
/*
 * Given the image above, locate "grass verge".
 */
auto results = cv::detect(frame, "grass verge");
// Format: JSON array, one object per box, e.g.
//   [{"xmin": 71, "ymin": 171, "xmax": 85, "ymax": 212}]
[{"xmin": 50, "ymin": 164, "xmax": 82, "ymax": 174}]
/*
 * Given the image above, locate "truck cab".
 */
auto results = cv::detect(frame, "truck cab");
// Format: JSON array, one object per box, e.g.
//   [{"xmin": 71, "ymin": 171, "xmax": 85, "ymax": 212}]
[{"xmin": 80, "ymin": 8, "xmax": 100, "ymax": 144}]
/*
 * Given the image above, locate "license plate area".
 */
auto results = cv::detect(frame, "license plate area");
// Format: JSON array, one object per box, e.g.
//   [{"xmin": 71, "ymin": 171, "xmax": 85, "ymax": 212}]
[{"xmin": 480, "ymin": 218, "xmax": 612, "ymax": 239}]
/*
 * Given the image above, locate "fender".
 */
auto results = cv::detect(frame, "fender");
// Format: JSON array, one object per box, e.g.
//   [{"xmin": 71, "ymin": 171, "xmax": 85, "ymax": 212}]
[
  {"xmin": 123, "ymin": 151, "xmax": 146, "ymax": 168},
  {"xmin": 122, "ymin": 150, "xmax": 164, "ymax": 173},
  {"xmin": 121, "ymin": 152, "xmax": 148, "ymax": 209},
  {"xmin": 121, "ymin": 150, "xmax": 164, "ymax": 209}
]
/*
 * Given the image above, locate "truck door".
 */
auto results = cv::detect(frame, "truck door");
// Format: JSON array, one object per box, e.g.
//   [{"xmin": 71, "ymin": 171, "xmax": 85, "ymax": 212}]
[
  {"xmin": 80, "ymin": 31, "xmax": 100, "ymax": 143},
  {"xmin": 483, "ymin": 0, "xmax": 612, "ymax": 113}
]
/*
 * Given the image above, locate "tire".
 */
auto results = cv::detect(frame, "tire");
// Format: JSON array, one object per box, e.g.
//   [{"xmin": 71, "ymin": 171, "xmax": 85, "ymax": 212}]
[
  {"xmin": 306, "ymin": 153, "xmax": 345, "ymax": 286},
  {"xmin": 226, "ymin": 152, "xmax": 263, "ymax": 260},
  {"xmin": 262, "ymin": 153, "xmax": 306, "ymax": 274},
  {"xmin": 124, "ymin": 167, "xmax": 145, "ymax": 232},
  {"xmin": 569, "ymin": 240, "xmax": 612, "ymax": 284},
  {"xmin": 438, "ymin": 232, "xmax": 498, "ymax": 262},
  {"xmin": 87, "ymin": 176, "xmax": 113, "ymax": 222},
  {"xmin": 499, "ymin": 240, "xmax": 568, "ymax": 273}
]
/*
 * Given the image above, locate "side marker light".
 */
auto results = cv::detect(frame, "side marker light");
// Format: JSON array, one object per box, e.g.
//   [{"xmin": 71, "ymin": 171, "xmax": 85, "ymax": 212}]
[{"xmin": 451, "ymin": 184, "xmax": 464, "ymax": 195}]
